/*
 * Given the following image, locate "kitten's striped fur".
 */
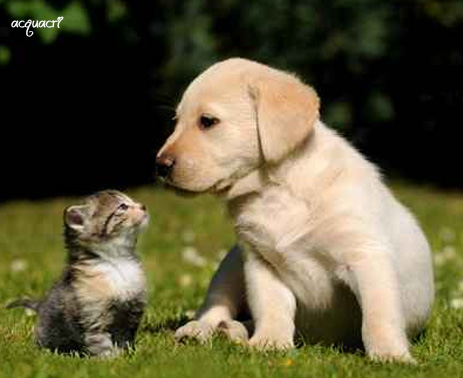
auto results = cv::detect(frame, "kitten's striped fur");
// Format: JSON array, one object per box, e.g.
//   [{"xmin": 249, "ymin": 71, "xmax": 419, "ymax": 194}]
[{"xmin": 7, "ymin": 190, "xmax": 148, "ymax": 358}]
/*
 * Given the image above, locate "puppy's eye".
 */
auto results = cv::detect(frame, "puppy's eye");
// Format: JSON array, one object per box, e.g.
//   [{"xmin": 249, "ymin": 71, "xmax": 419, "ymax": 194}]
[{"xmin": 199, "ymin": 115, "xmax": 219, "ymax": 130}]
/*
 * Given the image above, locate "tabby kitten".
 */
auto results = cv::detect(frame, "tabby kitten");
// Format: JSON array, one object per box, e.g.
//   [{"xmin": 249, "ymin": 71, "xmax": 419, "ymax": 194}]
[{"xmin": 8, "ymin": 190, "xmax": 148, "ymax": 358}]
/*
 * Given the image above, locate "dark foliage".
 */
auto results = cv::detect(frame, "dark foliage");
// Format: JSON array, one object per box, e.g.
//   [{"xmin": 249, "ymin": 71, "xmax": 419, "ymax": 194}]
[{"xmin": 1, "ymin": 0, "xmax": 462, "ymax": 200}]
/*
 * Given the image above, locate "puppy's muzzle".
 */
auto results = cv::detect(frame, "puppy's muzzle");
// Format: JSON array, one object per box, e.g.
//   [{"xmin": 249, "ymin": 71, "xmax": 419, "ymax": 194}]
[{"xmin": 156, "ymin": 153, "xmax": 176, "ymax": 180}]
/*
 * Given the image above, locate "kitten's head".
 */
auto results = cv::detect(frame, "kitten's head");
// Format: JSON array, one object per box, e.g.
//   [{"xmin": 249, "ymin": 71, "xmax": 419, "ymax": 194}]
[{"xmin": 63, "ymin": 190, "xmax": 149, "ymax": 251}]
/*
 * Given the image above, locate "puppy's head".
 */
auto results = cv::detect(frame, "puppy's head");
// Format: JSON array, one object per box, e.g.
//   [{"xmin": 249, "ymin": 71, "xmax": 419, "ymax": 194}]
[{"xmin": 156, "ymin": 58, "xmax": 320, "ymax": 194}]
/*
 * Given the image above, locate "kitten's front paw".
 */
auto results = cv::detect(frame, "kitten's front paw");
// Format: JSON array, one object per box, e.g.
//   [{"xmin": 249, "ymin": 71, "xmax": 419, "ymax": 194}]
[
  {"xmin": 96, "ymin": 347, "xmax": 123, "ymax": 359},
  {"xmin": 175, "ymin": 320, "xmax": 214, "ymax": 344},
  {"xmin": 217, "ymin": 320, "xmax": 249, "ymax": 343},
  {"xmin": 248, "ymin": 330, "xmax": 294, "ymax": 351},
  {"xmin": 85, "ymin": 332, "xmax": 120, "ymax": 358}
]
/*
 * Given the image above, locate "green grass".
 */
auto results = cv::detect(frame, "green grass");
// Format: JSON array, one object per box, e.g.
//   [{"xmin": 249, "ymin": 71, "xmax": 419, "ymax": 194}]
[{"xmin": 1, "ymin": 182, "xmax": 463, "ymax": 378}]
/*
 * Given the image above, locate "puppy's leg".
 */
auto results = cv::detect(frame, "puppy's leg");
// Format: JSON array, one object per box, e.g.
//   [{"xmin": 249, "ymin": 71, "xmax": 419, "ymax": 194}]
[
  {"xmin": 245, "ymin": 252, "xmax": 296, "ymax": 350},
  {"xmin": 175, "ymin": 245, "xmax": 247, "ymax": 343},
  {"xmin": 351, "ymin": 248, "xmax": 413, "ymax": 363}
]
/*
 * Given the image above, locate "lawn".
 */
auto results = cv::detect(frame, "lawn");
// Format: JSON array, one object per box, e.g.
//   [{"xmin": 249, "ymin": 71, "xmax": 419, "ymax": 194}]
[{"xmin": 1, "ymin": 182, "xmax": 462, "ymax": 378}]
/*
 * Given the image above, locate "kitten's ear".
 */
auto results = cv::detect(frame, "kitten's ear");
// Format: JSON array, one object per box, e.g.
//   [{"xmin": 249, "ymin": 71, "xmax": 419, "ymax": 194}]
[{"xmin": 64, "ymin": 205, "xmax": 88, "ymax": 231}]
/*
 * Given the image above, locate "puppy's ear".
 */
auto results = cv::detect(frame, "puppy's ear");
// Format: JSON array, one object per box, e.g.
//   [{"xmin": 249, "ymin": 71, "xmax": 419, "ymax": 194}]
[
  {"xmin": 64, "ymin": 205, "xmax": 88, "ymax": 231},
  {"xmin": 249, "ymin": 71, "xmax": 320, "ymax": 164}
]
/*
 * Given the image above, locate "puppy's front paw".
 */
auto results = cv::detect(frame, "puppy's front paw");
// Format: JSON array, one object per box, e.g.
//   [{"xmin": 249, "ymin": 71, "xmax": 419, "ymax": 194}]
[
  {"xmin": 175, "ymin": 320, "xmax": 214, "ymax": 344},
  {"xmin": 364, "ymin": 324, "xmax": 415, "ymax": 364},
  {"xmin": 217, "ymin": 320, "xmax": 249, "ymax": 343},
  {"xmin": 368, "ymin": 347, "xmax": 416, "ymax": 364},
  {"xmin": 248, "ymin": 329, "xmax": 294, "ymax": 351}
]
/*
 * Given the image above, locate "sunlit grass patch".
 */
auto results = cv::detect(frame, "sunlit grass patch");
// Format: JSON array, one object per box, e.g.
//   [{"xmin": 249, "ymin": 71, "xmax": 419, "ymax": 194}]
[{"xmin": 1, "ymin": 182, "xmax": 463, "ymax": 377}]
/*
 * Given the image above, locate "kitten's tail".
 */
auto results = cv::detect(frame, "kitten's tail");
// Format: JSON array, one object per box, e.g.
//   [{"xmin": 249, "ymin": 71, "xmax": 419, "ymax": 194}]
[{"xmin": 6, "ymin": 298, "xmax": 41, "ymax": 312}]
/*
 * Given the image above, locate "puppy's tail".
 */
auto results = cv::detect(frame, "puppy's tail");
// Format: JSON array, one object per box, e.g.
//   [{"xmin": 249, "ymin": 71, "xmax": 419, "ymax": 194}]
[{"xmin": 6, "ymin": 298, "xmax": 41, "ymax": 312}]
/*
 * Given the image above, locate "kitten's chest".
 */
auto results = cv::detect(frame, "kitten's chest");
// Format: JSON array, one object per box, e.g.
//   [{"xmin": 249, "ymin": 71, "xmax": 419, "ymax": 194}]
[
  {"xmin": 77, "ymin": 259, "xmax": 146, "ymax": 303},
  {"xmin": 102, "ymin": 259, "xmax": 145, "ymax": 298}
]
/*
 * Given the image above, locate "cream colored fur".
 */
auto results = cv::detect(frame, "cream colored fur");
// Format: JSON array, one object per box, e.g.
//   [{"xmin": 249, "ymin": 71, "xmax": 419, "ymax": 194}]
[{"xmin": 158, "ymin": 58, "xmax": 434, "ymax": 363}]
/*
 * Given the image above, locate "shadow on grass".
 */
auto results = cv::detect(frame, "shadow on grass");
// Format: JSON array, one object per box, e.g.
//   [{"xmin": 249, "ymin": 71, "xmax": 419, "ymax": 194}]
[{"xmin": 413, "ymin": 328, "xmax": 428, "ymax": 344}]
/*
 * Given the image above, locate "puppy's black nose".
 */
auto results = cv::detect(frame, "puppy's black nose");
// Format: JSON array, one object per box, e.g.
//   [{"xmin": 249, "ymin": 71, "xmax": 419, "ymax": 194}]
[{"xmin": 156, "ymin": 153, "xmax": 175, "ymax": 179}]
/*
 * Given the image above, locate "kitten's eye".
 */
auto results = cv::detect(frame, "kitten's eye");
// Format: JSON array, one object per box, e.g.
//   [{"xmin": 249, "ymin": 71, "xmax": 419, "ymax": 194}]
[
  {"xmin": 118, "ymin": 203, "xmax": 129, "ymax": 211},
  {"xmin": 199, "ymin": 115, "xmax": 219, "ymax": 130}
]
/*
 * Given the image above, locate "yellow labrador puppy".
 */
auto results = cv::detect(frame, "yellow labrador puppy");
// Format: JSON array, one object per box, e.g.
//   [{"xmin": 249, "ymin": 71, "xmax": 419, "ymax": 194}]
[{"xmin": 156, "ymin": 58, "xmax": 434, "ymax": 363}]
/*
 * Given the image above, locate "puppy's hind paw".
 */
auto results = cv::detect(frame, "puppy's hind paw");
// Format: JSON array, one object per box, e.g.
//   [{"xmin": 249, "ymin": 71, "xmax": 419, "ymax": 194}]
[
  {"xmin": 217, "ymin": 320, "xmax": 249, "ymax": 343},
  {"xmin": 174, "ymin": 320, "xmax": 214, "ymax": 344}
]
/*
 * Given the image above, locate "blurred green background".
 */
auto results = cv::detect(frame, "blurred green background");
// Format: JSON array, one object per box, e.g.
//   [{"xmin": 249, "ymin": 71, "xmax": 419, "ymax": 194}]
[{"xmin": 0, "ymin": 0, "xmax": 462, "ymax": 200}]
